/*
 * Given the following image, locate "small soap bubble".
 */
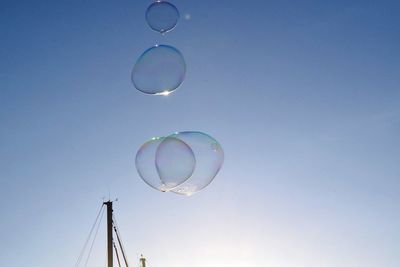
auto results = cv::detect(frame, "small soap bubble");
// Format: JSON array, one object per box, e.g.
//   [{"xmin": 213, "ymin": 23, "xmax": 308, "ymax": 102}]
[
  {"xmin": 155, "ymin": 136, "xmax": 196, "ymax": 189},
  {"xmin": 146, "ymin": 1, "xmax": 180, "ymax": 34},
  {"xmin": 131, "ymin": 45, "xmax": 186, "ymax": 95}
]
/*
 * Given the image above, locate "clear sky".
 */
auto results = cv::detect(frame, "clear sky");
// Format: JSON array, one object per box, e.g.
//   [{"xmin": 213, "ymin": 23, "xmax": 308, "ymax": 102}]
[{"xmin": 1, "ymin": 0, "xmax": 399, "ymax": 266}]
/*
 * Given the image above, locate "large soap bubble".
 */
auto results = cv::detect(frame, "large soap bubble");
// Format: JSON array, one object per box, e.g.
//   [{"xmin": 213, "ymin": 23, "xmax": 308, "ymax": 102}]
[
  {"xmin": 132, "ymin": 45, "xmax": 186, "ymax": 95},
  {"xmin": 163, "ymin": 132, "xmax": 224, "ymax": 196},
  {"xmin": 136, "ymin": 137, "xmax": 194, "ymax": 192},
  {"xmin": 146, "ymin": 1, "xmax": 180, "ymax": 34},
  {"xmin": 155, "ymin": 136, "xmax": 196, "ymax": 189},
  {"xmin": 136, "ymin": 132, "xmax": 224, "ymax": 196}
]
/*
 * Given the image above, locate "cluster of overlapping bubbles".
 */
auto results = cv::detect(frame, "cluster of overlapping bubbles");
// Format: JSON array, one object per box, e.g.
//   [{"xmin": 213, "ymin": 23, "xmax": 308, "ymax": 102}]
[
  {"xmin": 132, "ymin": 1, "xmax": 185, "ymax": 96},
  {"xmin": 136, "ymin": 132, "xmax": 224, "ymax": 196}
]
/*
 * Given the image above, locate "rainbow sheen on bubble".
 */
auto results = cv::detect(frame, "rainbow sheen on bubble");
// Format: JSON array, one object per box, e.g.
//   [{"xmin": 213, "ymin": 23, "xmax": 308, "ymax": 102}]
[
  {"xmin": 155, "ymin": 136, "xmax": 196, "ymax": 189},
  {"xmin": 164, "ymin": 131, "xmax": 224, "ymax": 196},
  {"xmin": 136, "ymin": 137, "xmax": 194, "ymax": 192},
  {"xmin": 146, "ymin": 1, "xmax": 180, "ymax": 34},
  {"xmin": 132, "ymin": 45, "xmax": 186, "ymax": 95}
]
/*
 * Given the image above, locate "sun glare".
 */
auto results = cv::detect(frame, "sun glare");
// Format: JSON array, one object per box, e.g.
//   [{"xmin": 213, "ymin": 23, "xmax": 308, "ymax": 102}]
[{"xmin": 159, "ymin": 90, "xmax": 172, "ymax": 96}]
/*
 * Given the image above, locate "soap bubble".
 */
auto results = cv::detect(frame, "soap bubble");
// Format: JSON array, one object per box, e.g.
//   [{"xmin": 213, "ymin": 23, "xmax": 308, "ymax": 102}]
[
  {"xmin": 164, "ymin": 132, "xmax": 224, "ymax": 196},
  {"xmin": 155, "ymin": 136, "xmax": 196, "ymax": 189},
  {"xmin": 136, "ymin": 132, "xmax": 224, "ymax": 196},
  {"xmin": 136, "ymin": 137, "xmax": 169, "ymax": 192},
  {"xmin": 146, "ymin": 1, "xmax": 180, "ymax": 34},
  {"xmin": 132, "ymin": 45, "xmax": 186, "ymax": 95},
  {"xmin": 136, "ymin": 137, "xmax": 194, "ymax": 192}
]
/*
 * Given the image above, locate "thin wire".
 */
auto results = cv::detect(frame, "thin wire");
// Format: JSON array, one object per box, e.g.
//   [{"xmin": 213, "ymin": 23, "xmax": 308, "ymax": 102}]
[
  {"xmin": 113, "ymin": 214, "xmax": 130, "ymax": 267},
  {"xmin": 113, "ymin": 226, "xmax": 127, "ymax": 267},
  {"xmin": 114, "ymin": 241, "xmax": 122, "ymax": 267},
  {"xmin": 84, "ymin": 205, "xmax": 105, "ymax": 267},
  {"xmin": 75, "ymin": 204, "xmax": 104, "ymax": 267}
]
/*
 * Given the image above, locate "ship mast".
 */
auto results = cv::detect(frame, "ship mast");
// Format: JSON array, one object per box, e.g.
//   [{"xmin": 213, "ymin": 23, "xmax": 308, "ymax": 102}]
[
  {"xmin": 104, "ymin": 201, "xmax": 113, "ymax": 267},
  {"xmin": 76, "ymin": 201, "xmax": 133, "ymax": 267}
]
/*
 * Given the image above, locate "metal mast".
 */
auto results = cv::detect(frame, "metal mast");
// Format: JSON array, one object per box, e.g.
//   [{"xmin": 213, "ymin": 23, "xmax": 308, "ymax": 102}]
[
  {"xmin": 140, "ymin": 255, "xmax": 146, "ymax": 267},
  {"xmin": 104, "ymin": 201, "xmax": 113, "ymax": 267}
]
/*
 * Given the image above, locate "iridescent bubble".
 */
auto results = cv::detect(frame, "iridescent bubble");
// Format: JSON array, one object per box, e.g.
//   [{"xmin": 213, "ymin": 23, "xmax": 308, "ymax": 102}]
[
  {"xmin": 136, "ymin": 137, "xmax": 194, "ymax": 192},
  {"xmin": 146, "ymin": 1, "xmax": 180, "ymax": 34},
  {"xmin": 132, "ymin": 45, "xmax": 186, "ymax": 95},
  {"xmin": 164, "ymin": 132, "xmax": 224, "ymax": 196},
  {"xmin": 155, "ymin": 136, "xmax": 196, "ymax": 189}
]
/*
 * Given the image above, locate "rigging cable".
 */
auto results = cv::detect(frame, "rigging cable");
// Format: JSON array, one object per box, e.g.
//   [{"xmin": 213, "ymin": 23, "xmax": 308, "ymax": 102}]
[
  {"xmin": 84, "ymin": 204, "xmax": 105, "ymax": 267},
  {"xmin": 75, "ymin": 204, "xmax": 104, "ymax": 267},
  {"xmin": 113, "ymin": 241, "xmax": 122, "ymax": 267},
  {"xmin": 113, "ymin": 214, "xmax": 130, "ymax": 267}
]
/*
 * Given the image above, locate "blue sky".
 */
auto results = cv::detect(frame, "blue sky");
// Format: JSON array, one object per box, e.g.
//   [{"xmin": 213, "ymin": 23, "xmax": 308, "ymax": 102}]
[{"xmin": 0, "ymin": 0, "xmax": 399, "ymax": 266}]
